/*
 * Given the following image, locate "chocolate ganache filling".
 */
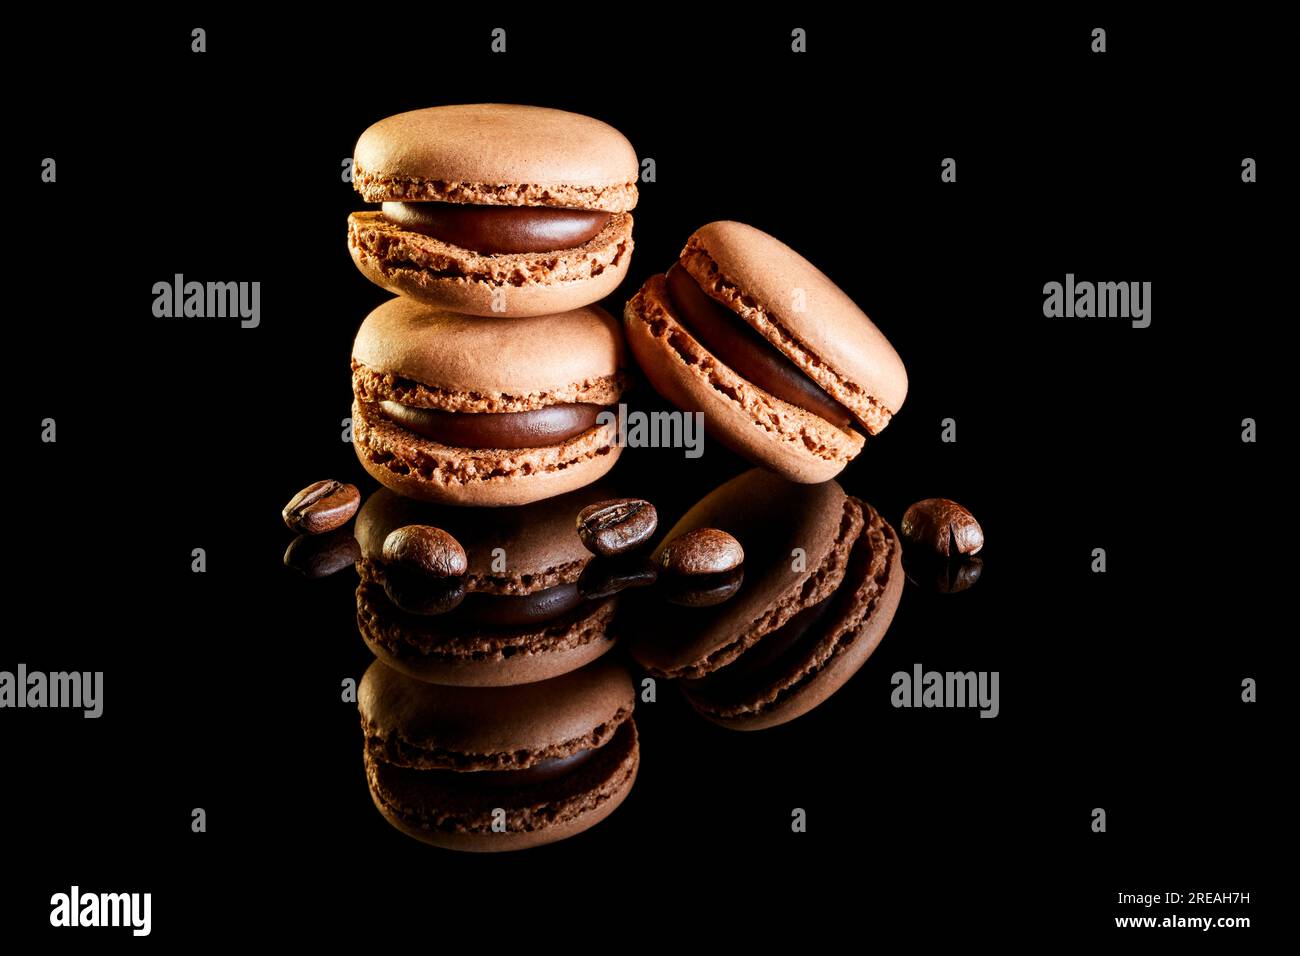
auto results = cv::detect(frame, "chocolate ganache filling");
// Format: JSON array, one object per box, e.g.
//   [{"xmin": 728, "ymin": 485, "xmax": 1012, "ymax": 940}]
[
  {"xmin": 382, "ymin": 202, "xmax": 611, "ymax": 254},
  {"xmin": 664, "ymin": 263, "xmax": 855, "ymax": 430},
  {"xmin": 380, "ymin": 402, "xmax": 606, "ymax": 449}
]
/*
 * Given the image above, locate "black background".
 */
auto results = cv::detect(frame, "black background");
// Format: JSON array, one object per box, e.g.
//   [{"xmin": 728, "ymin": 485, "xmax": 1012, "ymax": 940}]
[{"xmin": 8, "ymin": 12, "xmax": 1282, "ymax": 944}]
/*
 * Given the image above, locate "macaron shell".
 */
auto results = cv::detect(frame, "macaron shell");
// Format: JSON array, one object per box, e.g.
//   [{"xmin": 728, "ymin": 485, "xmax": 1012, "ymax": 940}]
[
  {"xmin": 358, "ymin": 657, "xmax": 635, "ymax": 766},
  {"xmin": 352, "ymin": 399, "xmax": 622, "ymax": 507},
  {"xmin": 630, "ymin": 471, "xmax": 857, "ymax": 677},
  {"xmin": 683, "ymin": 500, "xmax": 903, "ymax": 730},
  {"xmin": 365, "ymin": 720, "xmax": 639, "ymax": 852},
  {"xmin": 625, "ymin": 275, "xmax": 863, "ymax": 483},
  {"xmin": 353, "ymin": 104, "xmax": 639, "ymax": 211},
  {"xmin": 352, "ymin": 300, "xmax": 627, "ymax": 406},
  {"xmin": 353, "ymin": 486, "xmax": 611, "ymax": 592},
  {"xmin": 681, "ymin": 221, "xmax": 907, "ymax": 429},
  {"xmin": 348, "ymin": 211, "xmax": 633, "ymax": 318},
  {"xmin": 357, "ymin": 576, "xmax": 618, "ymax": 686}
]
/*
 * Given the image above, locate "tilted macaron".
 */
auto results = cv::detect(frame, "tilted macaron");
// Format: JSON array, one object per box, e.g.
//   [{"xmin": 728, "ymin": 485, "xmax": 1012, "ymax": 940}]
[
  {"xmin": 349, "ymin": 104, "xmax": 638, "ymax": 317},
  {"xmin": 353, "ymin": 486, "xmax": 622, "ymax": 686},
  {"xmin": 624, "ymin": 221, "xmax": 907, "ymax": 482},
  {"xmin": 352, "ymin": 297, "xmax": 629, "ymax": 507},
  {"xmin": 629, "ymin": 469, "xmax": 903, "ymax": 729},
  {"xmin": 359, "ymin": 658, "xmax": 639, "ymax": 851}
]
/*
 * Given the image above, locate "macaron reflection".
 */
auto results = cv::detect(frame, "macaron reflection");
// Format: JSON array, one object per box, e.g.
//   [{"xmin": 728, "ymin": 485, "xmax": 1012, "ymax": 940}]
[
  {"xmin": 353, "ymin": 485, "xmax": 623, "ymax": 686},
  {"xmin": 628, "ymin": 469, "xmax": 903, "ymax": 729},
  {"xmin": 359, "ymin": 658, "xmax": 639, "ymax": 852}
]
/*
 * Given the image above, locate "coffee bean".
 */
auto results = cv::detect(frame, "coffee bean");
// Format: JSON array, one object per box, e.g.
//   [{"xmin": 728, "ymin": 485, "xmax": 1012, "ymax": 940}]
[
  {"xmin": 576, "ymin": 498, "xmax": 658, "ymax": 556},
  {"xmin": 382, "ymin": 525, "xmax": 468, "ymax": 578},
  {"xmin": 282, "ymin": 531, "xmax": 361, "ymax": 579},
  {"xmin": 659, "ymin": 528, "xmax": 744, "ymax": 576},
  {"xmin": 901, "ymin": 498, "xmax": 984, "ymax": 557},
  {"xmin": 283, "ymin": 480, "xmax": 360, "ymax": 535},
  {"xmin": 577, "ymin": 555, "xmax": 659, "ymax": 600}
]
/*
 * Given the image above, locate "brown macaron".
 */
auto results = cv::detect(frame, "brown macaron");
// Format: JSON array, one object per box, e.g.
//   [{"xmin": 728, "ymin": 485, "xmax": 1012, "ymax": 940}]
[
  {"xmin": 359, "ymin": 658, "xmax": 639, "ymax": 852},
  {"xmin": 353, "ymin": 486, "xmax": 622, "ymax": 686},
  {"xmin": 351, "ymin": 297, "xmax": 629, "ymax": 507},
  {"xmin": 628, "ymin": 469, "xmax": 903, "ymax": 729},
  {"xmin": 349, "ymin": 104, "xmax": 638, "ymax": 317},
  {"xmin": 624, "ymin": 221, "xmax": 907, "ymax": 482}
]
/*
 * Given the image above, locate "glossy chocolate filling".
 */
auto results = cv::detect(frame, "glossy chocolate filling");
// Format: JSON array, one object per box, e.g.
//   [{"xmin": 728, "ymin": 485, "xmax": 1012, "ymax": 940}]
[
  {"xmin": 381, "ymin": 201, "xmax": 611, "ymax": 254},
  {"xmin": 422, "ymin": 747, "xmax": 598, "ymax": 788},
  {"xmin": 380, "ymin": 401, "xmax": 605, "ymax": 449},
  {"xmin": 665, "ymin": 264, "xmax": 856, "ymax": 430}
]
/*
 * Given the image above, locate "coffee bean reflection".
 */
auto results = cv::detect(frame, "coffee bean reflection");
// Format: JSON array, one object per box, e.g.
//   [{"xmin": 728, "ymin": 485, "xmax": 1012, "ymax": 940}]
[
  {"xmin": 283, "ymin": 530, "xmax": 361, "ymax": 578},
  {"xmin": 381, "ymin": 565, "xmax": 467, "ymax": 615},
  {"xmin": 903, "ymin": 552, "xmax": 983, "ymax": 594}
]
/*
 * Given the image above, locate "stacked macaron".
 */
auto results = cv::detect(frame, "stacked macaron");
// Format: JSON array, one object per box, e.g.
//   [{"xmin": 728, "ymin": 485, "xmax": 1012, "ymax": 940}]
[
  {"xmin": 350, "ymin": 104, "xmax": 637, "ymax": 317},
  {"xmin": 348, "ymin": 104, "xmax": 641, "ymax": 507},
  {"xmin": 350, "ymin": 298, "xmax": 630, "ymax": 507},
  {"xmin": 344, "ymin": 105, "xmax": 644, "ymax": 850}
]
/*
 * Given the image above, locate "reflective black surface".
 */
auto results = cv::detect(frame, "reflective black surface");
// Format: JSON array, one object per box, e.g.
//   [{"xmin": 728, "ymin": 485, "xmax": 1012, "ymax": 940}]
[{"xmin": 10, "ymin": 11, "xmax": 1281, "ymax": 943}]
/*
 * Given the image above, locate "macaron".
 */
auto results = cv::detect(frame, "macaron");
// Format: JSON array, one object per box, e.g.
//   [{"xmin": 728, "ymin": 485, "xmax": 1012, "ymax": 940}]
[
  {"xmin": 624, "ymin": 221, "xmax": 907, "ymax": 482},
  {"xmin": 629, "ymin": 469, "xmax": 903, "ymax": 729},
  {"xmin": 349, "ymin": 104, "xmax": 638, "ymax": 317},
  {"xmin": 353, "ymin": 486, "xmax": 621, "ymax": 686},
  {"xmin": 352, "ymin": 296, "xmax": 629, "ymax": 507},
  {"xmin": 359, "ymin": 658, "xmax": 639, "ymax": 852}
]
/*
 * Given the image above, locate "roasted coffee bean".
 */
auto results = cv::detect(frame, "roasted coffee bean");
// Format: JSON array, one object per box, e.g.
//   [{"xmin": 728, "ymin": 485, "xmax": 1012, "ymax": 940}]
[
  {"xmin": 382, "ymin": 566, "xmax": 466, "ymax": 616},
  {"xmin": 576, "ymin": 498, "xmax": 659, "ymax": 556},
  {"xmin": 577, "ymin": 555, "xmax": 659, "ymax": 600},
  {"xmin": 382, "ymin": 525, "xmax": 468, "ymax": 578},
  {"xmin": 663, "ymin": 567, "xmax": 745, "ymax": 607},
  {"xmin": 659, "ymin": 528, "xmax": 744, "ymax": 576},
  {"xmin": 282, "ymin": 531, "xmax": 361, "ymax": 579},
  {"xmin": 901, "ymin": 498, "xmax": 984, "ymax": 557},
  {"xmin": 282, "ymin": 480, "xmax": 361, "ymax": 534}
]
